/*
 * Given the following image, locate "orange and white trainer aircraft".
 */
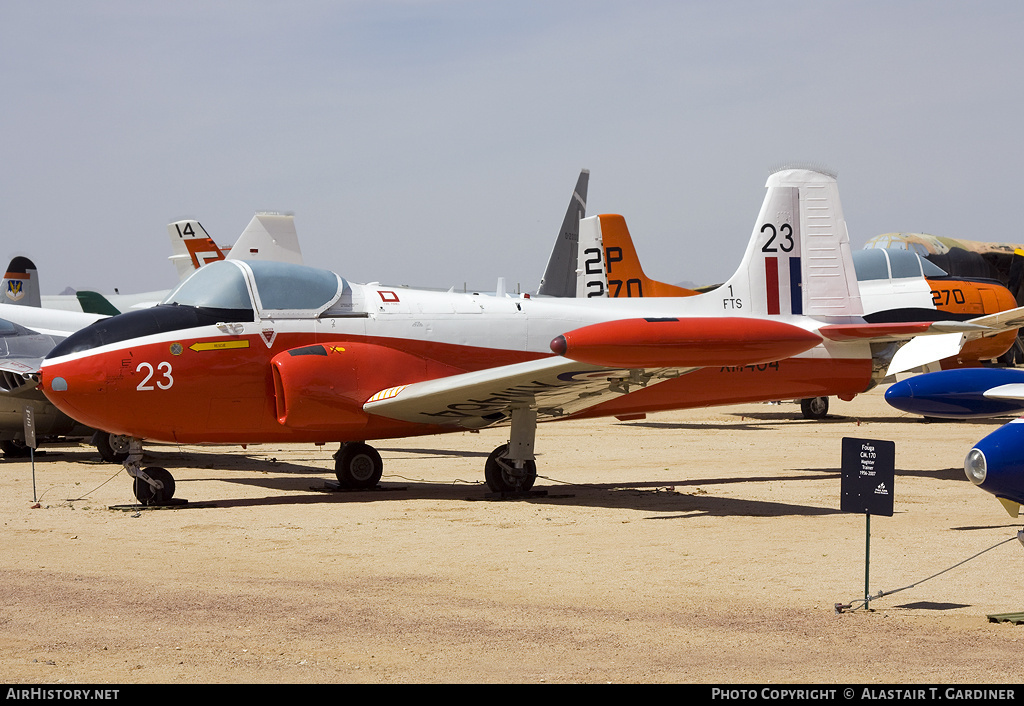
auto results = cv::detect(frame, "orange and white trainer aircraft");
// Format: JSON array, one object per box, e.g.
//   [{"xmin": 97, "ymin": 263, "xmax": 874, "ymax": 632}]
[{"xmin": 37, "ymin": 168, "xmax": 1024, "ymax": 504}]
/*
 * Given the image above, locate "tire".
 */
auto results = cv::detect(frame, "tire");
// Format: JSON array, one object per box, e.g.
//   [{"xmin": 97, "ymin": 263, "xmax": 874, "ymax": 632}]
[
  {"xmin": 484, "ymin": 444, "xmax": 537, "ymax": 493},
  {"xmin": 334, "ymin": 442, "xmax": 383, "ymax": 489},
  {"xmin": 0, "ymin": 439, "xmax": 30, "ymax": 458},
  {"xmin": 133, "ymin": 467, "xmax": 175, "ymax": 506},
  {"xmin": 96, "ymin": 432, "xmax": 131, "ymax": 464},
  {"xmin": 800, "ymin": 396, "xmax": 829, "ymax": 420}
]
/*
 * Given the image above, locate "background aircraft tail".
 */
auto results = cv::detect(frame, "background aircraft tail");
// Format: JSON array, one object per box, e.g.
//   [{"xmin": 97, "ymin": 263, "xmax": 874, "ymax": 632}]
[
  {"xmin": 575, "ymin": 214, "xmax": 697, "ymax": 298},
  {"xmin": 167, "ymin": 220, "xmax": 226, "ymax": 279},
  {"xmin": 1, "ymin": 257, "xmax": 41, "ymax": 308},
  {"xmin": 537, "ymin": 170, "xmax": 589, "ymax": 297},
  {"xmin": 227, "ymin": 212, "xmax": 303, "ymax": 265}
]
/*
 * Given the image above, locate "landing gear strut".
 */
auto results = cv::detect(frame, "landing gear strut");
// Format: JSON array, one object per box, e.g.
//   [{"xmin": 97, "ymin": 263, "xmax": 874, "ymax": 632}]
[
  {"xmin": 334, "ymin": 442, "xmax": 383, "ymax": 489},
  {"xmin": 484, "ymin": 444, "xmax": 537, "ymax": 493},
  {"xmin": 122, "ymin": 437, "xmax": 176, "ymax": 505},
  {"xmin": 484, "ymin": 407, "xmax": 539, "ymax": 493}
]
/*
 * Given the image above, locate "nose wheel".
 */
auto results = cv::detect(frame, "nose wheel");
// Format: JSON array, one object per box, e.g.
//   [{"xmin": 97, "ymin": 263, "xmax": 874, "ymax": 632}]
[
  {"xmin": 121, "ymin": 437, "xmax": 177, "ymax": 506},
  {"xmin": 132, "ymin": 467, "xmax": 176, "ymax": 505}
]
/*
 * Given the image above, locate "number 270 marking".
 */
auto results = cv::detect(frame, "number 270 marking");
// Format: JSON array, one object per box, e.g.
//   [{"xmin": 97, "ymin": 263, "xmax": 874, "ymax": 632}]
[{"xmin": 137, "ymin": 362, "xmax": 173, "ymax": 390}]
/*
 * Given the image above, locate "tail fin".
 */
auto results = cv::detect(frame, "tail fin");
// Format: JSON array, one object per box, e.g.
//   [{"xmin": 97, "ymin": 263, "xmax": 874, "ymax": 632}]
[
  {"xmin": 720, "ymin": 167, "xmax": 862, "ymax": 317},
  {"xmin": 75, "ymin": 291, "xmax": 121, "ymax": 316},
  {"xmin": 582, "ymin": 215, "xmax": 698, "ymax": 298},
  {"xmin": 227, "ymin": 212, "xmax": 303, "ymax": 265},
  {"xmin": 1, "ymin": 257, "xmax": 41, "ymax": 307},
  {"xmin": 537, "ymin": 170, "xmax": 589, "ymax": 297},
  {"xmin": 167, "ymin": 220, "xmax": 226, "ymax": 279}
]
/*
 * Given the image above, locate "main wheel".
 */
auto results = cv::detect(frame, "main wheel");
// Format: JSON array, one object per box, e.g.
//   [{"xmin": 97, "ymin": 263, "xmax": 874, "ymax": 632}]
[
  {"xmin": 800, "ymin": 396, "xmax": 829, "ymax": 420},
  {"xmin": 133, "ymin": 467, "xmax": 175, "ymax": 506},
  {"xmin": 96, "ymin": 432, "xmax": 131, "ymax": 464},
  {"xmin": 484, "ymin": 444, "xmax": 537, "ymax": 493},
  {"xmin": 335, "ymin": 442, "xmax": 383, "ymax": 489},
  {"xmin": 0, "ymin": 439, "xmax": 30, "ymax": 458}
]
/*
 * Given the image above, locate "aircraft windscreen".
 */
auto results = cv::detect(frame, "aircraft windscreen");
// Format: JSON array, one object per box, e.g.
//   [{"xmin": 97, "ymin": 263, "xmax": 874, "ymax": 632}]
[
  {"xmin": 888, "ymin": 249, "xmax": 926, "ymax": 278},
  {"xmin": 852, "ymin": 249, "xmax": 890, "ymax": 281},
  {"xmin": 162, "ymin": 261, "xmax": 254, "ymax": 311},
  {"xmin": 246, "ymin": 261, "xmax": 341, "ymax": 311},
  {"xmin": 920, "ymin": 257, "xmax": 947, "ymax": 277}
]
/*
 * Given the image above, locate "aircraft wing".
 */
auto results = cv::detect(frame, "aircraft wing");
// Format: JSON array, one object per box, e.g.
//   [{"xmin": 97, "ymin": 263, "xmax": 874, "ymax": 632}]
[
  {"xmin": 0, "ymin": 318, "xmax": 69, "ymax": 396},
  {"xmin": 364, "ymin": 356, "xmax": 690, "ymax": 428}
]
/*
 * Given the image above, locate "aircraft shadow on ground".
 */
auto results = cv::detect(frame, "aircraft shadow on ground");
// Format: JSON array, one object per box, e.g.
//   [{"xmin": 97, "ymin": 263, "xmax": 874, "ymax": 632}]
[
  {"xmin": 719, "ymin": 412, "xmax": 1014, "ymax": 427},
  {"xmin": 159, "ymin": 462, "xmax": 849, "ymax": 517},
  {"xmin": 20, "ymin": 442, "xmax": 983, "ymax": 519}
]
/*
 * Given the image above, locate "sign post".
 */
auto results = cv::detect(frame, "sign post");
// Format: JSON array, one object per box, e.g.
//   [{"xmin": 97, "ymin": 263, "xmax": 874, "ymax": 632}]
[
  {"xmin": 840, "ymin": 437, "xmax": 895, "ymax": 609},
  {"xmin": 24, "ymin": 406, "xmax": 37, "ymax": 502}
]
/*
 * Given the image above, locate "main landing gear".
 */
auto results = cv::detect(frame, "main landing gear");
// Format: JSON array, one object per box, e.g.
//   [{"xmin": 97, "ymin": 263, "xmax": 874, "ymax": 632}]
[
  {"xmin": 333, "ymin": 409, "xmax": 540, "ymax": 495},
  {"xmin": 333, "ymin": 442, "xmax": 384, "ymax": 489},
  {"xmin": 800, "ymin": 396, "xmax": 830, "ymax": 420},
  {"xmin": 484, "ymin": 407, "xmax": 539, "ymax": 493},
  {"xmin": 95, "ymin": 431, "xmax": 131, "ymax": 464}
]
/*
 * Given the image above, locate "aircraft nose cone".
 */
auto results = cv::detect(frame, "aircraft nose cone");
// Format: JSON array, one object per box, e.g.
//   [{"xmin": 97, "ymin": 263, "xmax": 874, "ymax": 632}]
[
  {"xmin": 883, "ymin": 379, "xmax": 914, "ymax": 409},
  {"xmin": 968, "ymin": 419, "xmax": 1024, "ymax": 506}
]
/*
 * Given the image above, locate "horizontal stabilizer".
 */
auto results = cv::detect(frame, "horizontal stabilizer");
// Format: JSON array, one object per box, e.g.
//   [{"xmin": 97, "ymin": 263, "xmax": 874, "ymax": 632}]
[
  {"xmin": 819, "ymin": 321, "xmax": 988, "ymax": 342},
  {"xmin": 551, "ymin": 317, "xmax": 822, "ymax": 368}
]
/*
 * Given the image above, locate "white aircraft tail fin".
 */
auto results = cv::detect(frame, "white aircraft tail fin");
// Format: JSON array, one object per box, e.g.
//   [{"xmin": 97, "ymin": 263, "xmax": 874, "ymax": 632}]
[
  {"xmin": 720, "ymin": 167, "xmax": 862, "ymax": 318},
  {"xmin": 227, "ymin": 212, "xmax": 303, "ymax": 265},
  {"xmin": 167, "ymin": 220, "xmax": 226, "ymax": 280},
  {"xmin": 1, "ymin": 257, "xmax": 41, "ymax": 307}
]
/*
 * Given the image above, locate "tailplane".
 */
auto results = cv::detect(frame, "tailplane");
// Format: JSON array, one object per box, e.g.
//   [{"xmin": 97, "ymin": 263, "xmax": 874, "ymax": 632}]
[{"xmin": 1, "ymin": 257, "xmax": 41, "ymax": 307}]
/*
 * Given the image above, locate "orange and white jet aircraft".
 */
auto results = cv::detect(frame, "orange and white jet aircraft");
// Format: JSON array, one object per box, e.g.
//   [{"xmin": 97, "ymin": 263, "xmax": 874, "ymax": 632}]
[{"xmin": 38, "ymin": 168, "xmax": 1024, "ymax": 504}]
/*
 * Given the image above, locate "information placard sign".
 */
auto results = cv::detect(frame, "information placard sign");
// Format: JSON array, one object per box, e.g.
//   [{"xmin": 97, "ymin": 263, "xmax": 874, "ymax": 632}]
[{"xmin": 840, "ymin": 437, "xmax": 894, "ymax": 517}]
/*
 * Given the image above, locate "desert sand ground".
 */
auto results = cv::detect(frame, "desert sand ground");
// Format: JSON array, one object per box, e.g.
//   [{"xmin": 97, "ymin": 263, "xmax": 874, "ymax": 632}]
[{"xmin": 2, "ymin": 384, "xmax": 1024, "ymax": 685}]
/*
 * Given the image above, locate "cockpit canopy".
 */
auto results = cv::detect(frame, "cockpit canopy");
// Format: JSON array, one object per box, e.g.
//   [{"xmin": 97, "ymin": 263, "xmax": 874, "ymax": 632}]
[
  {"xmin": 163, "ymin": 260, "xmax": 346, "ymax": 318},
  {"xmin": 46, "ymin": 261, "xmax": 349, "ymax": 360},
  {"xmin": 852, "ymin": 248, "xmax": 947, "ymax": 282}
]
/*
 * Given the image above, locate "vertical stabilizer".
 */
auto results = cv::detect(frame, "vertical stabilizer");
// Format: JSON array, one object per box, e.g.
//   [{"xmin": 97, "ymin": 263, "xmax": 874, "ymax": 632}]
[
  {"xmin": 227, "ymin": 213, "xmax": 303, "ymax": 265},
  {"xmin": 537, "ymin": 170, "xmax": 589, "ymax": 297},
  {"xmin": 1, "ymin": 257, "xmax": 41, "ymax": 307},
  {"xmin": 167, "ymin": 220, "xmax": 225, "ymax": 279},
  {"xmin": 720, "ymin": 168, "xmax": 862, "ymax": 317},
  {"xmin": 576, "ymin": 215, "xmax": 609, "ymax": 298},
  {"xmin": 594, "ymin": 215, "xmax": 697, "ymax": 298}
]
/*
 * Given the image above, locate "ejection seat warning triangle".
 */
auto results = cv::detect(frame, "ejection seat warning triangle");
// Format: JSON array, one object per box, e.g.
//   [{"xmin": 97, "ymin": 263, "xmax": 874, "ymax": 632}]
[{"xmin": 840, "ymin": 437, "xmax": 895, "ymax": 517}]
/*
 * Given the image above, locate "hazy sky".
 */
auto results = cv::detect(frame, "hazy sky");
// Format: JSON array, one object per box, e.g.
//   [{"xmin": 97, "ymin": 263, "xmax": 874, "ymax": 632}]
[{"xmin": 3, "ymin": 1, "xmax": 1023, "ymax": 295}]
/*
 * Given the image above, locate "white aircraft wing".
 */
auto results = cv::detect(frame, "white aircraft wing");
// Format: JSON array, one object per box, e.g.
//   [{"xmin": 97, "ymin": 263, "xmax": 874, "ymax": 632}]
[{"xmin": 364, "ymin": 355, "xmax": 691, "ymax": 429}]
